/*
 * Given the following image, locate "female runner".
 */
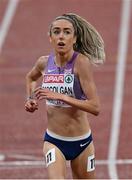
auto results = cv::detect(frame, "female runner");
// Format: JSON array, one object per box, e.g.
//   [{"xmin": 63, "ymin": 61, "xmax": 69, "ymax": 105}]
[{"xmin": 25, "ymin": 13, "xmax": 105, "ymax": 179}]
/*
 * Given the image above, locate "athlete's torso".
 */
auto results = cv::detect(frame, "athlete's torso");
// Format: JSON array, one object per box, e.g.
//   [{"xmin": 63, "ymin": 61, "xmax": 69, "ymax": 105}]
[{"xmin": 41, "ymin": 52, "xmax": 90, "ymax": 136}]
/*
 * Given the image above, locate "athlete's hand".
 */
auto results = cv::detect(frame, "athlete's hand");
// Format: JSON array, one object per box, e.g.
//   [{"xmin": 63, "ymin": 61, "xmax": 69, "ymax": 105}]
[
  {"xmin": 34, "ymin": 87, "xmax": 63, "ymax": 101},
  {"xmin": 25, "ymin": 99, "xmax": 38, "ymax": 113}
]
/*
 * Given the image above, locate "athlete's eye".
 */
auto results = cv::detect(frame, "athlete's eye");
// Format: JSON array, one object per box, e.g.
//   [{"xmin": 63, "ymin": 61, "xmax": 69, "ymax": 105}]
[
  {"xmin": 64, "ymin": 30, "xmax": 71, "ymax": 35},
  {"xmin": 52, "ymin": 30, "xmax": 60, "ymax": 35}
]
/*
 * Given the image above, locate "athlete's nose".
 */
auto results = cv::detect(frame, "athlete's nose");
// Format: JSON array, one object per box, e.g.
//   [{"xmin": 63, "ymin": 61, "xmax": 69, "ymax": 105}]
[{"xmin": 59, "ymin": 31, "xmax": 64, "ymax": 39}]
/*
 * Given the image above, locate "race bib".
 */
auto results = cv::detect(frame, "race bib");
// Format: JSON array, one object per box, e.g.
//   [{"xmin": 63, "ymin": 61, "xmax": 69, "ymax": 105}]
[{"xmin": 42, "ymin": 74, "xmax": 75, "ymax": 107}]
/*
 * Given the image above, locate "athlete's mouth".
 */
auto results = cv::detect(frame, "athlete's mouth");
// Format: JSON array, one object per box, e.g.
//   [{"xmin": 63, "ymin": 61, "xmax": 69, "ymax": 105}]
[{"xmin": 57, "ymin": 42, "xmax": 65, "ymax": 47}]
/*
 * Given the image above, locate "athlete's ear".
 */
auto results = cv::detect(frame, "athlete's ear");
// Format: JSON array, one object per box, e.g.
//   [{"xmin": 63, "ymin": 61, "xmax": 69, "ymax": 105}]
[
  {"xmin": 73, "ymin": 36, "xmax": 77, "ymax": 45},
  {"xmin": 47, "ymin": 32, "xmax": 52, "ymax": 43},
  {"xmin": 49, "ymin": 36, "xmax": 52, "ymax": 43}
]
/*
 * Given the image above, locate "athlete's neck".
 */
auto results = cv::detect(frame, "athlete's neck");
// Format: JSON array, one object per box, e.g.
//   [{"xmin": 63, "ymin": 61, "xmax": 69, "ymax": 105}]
[{"xmin": 55, "ymin": 50, "xmax": 74, "ymax": 67}]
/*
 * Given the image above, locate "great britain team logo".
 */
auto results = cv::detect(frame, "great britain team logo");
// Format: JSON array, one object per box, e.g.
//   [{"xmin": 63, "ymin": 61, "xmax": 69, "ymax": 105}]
[{"xmin": 65, "ymin": 74, "xmax": 73, "ymax": 84}]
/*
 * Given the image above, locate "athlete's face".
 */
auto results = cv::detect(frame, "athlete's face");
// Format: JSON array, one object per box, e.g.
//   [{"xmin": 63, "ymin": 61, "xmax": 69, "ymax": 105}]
[{"xmin": 49, "ymin": 19, "xmax": 76, "ymax": 54}]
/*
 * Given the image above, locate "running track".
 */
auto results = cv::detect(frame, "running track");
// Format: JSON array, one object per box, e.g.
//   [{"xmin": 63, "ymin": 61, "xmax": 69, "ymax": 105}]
[{"xmin": 0, "ymin": 0, "xmax": 132, "ymax": 179}]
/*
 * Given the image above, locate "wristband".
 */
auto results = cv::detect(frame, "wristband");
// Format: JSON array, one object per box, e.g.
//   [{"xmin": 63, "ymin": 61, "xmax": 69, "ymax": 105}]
[{"xmin": 26, "ymin": 96, "xmax": 34, "ymax": 101}]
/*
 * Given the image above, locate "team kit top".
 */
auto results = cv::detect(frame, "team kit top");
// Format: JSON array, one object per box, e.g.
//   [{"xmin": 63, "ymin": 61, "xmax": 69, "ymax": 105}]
[{"xmin": 42, "ymin": 52, "xmax": 86, "ymax": 107}]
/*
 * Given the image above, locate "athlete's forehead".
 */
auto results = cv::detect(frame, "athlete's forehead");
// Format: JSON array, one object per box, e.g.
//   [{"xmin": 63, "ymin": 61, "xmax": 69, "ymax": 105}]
[{"xmin": 51, "ymin": 19, "xmax": 74, "ymax": 30}]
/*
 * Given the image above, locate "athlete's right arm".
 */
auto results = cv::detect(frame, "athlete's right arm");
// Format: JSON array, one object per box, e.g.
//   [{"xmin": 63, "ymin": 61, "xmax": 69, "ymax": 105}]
[{"xmin": 25, "ymin": 56, "xmax": 48, "ymax": 113}]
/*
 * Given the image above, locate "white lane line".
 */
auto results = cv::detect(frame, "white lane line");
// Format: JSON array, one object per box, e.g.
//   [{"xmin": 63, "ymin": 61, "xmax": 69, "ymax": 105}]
[
  {"xmin": 0, "ymin": 159, "xmax": 132, "ymax": 168},
  {"xmin": 0, "ymin": 0, "xmax": 19, "ymax": 54},
  {"xmin": 7, "ymin": 153, "xmax": 42, "ymax": 161},
  {"xmin": 0, "ymin": 154, "xmax": 5, "ymax": 161},
  {"xmin": 108, "ymin": 0, "xmax": 131, "ymax": 179}
]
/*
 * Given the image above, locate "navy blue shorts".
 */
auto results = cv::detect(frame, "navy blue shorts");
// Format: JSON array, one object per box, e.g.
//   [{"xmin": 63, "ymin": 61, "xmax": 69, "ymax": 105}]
[{"xmin": 44, "ymin": 129, "xmax": 93, "ymax": 160}]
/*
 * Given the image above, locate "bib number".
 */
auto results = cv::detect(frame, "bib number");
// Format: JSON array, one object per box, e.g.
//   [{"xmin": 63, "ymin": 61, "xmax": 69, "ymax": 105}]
[
  {"xmin": 45, "ymin": 148, "xmax": 56, "ymax": 167},
  {"xmin": 87, "ymin": 154, "xmax": 95, "ymax": 172}
]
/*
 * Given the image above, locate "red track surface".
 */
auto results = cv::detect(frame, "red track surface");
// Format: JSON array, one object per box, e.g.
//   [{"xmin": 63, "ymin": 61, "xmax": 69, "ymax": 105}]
[{"xmin": 0, "ymin": 0, "xmax": 131, "ymax": 179}]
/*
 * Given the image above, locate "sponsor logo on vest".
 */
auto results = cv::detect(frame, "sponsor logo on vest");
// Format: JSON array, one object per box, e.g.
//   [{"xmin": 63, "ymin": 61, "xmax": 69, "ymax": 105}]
[
  {"xmin": 43, "ymin": 75, "xmax": 64, "ymax": 83},
  {"xmin": 65, "ymin": 74, "xmax": 73, "ymax": 83}
]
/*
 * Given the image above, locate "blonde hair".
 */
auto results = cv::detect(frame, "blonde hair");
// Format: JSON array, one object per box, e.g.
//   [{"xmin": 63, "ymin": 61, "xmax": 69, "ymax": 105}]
[{"xmin": 50, "ymin": 13, "xmax": 105, "ymax": 65}]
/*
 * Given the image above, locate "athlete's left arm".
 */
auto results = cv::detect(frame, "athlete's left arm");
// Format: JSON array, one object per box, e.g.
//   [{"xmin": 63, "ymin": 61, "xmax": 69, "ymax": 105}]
[{"xmin": 62, "ymin": 55, "xmax": 100, "ymax": 115}]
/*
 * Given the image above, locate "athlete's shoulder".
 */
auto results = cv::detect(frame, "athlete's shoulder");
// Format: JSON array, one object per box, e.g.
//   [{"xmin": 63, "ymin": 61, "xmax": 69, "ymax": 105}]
[
  {"xmin": 35, "ymin": 55, "xmax": 49, "ymax": 73},
  {"xmin": 75, "ymin": 53, "xmax": 91, "ymax": 70},
  {"xmin": 77, "ymin": 53, "xmax": 90, "ymax": 62},
  {"xmin": 37, "ymin": 55, "xmax": 49, "ymax": 66}
]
